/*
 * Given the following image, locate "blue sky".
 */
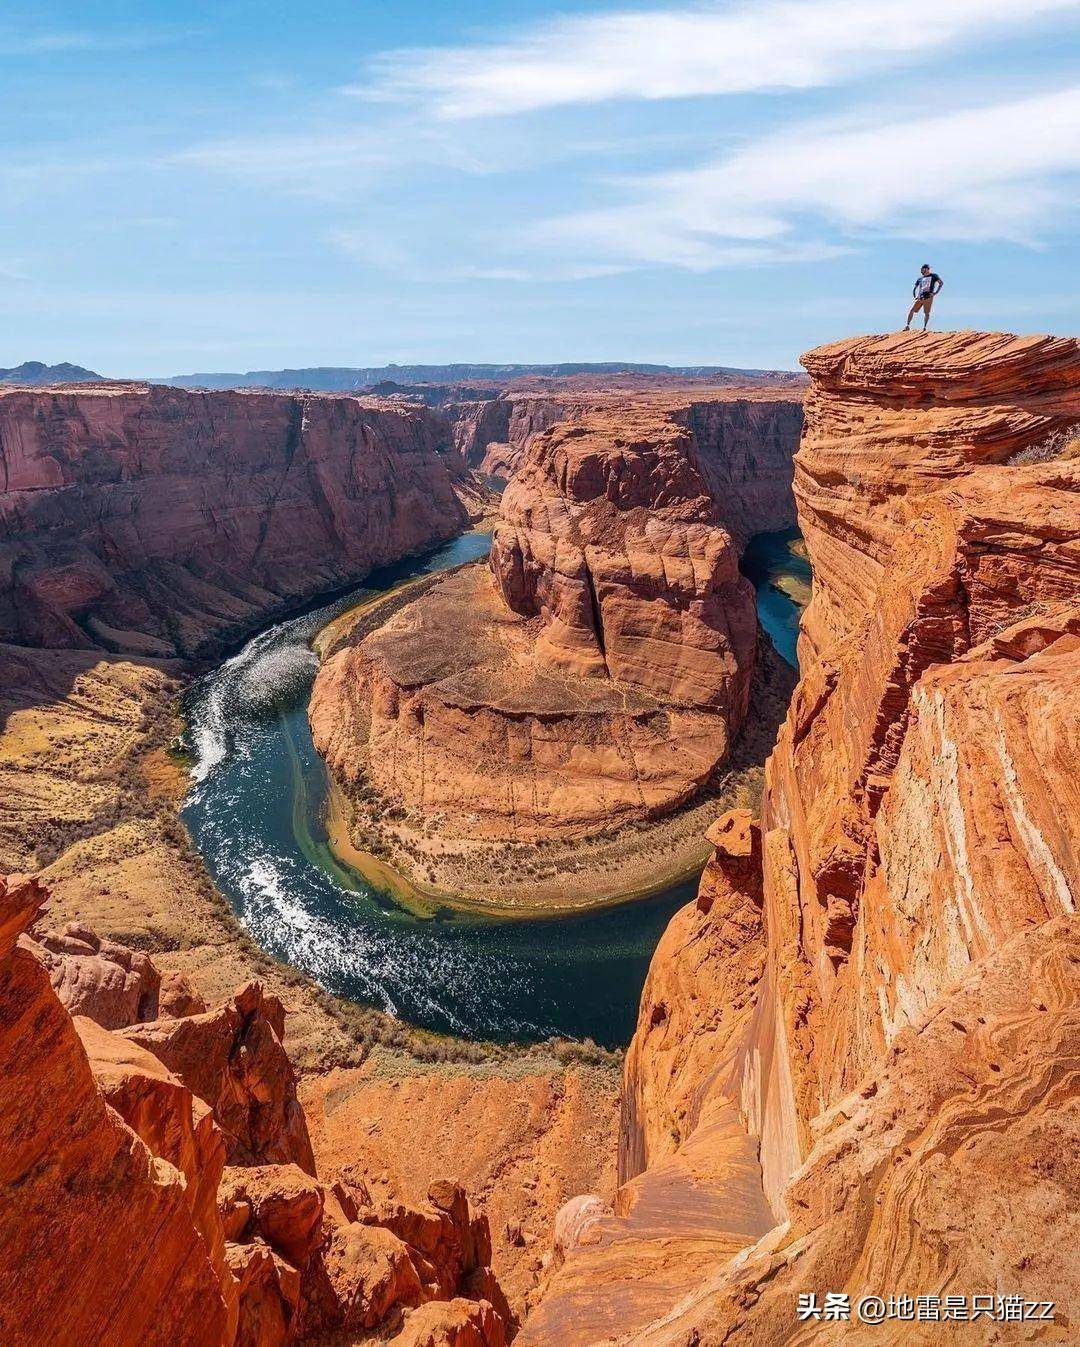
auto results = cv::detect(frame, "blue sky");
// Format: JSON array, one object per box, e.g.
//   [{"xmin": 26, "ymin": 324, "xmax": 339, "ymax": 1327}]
[{"xmin": 3, "ymin": 0, "xmax": 1078, "ymax": 375}]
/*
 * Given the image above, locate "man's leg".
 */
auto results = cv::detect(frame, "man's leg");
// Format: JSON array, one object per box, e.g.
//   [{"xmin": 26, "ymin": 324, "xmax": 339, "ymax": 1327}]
[
  {"xmin": 904, "ymin": 300, "xmax": 919, "ymax": 329},
  {"xmin": 922, "ymin": 297, "xmax": 933, "ymax": 329}
]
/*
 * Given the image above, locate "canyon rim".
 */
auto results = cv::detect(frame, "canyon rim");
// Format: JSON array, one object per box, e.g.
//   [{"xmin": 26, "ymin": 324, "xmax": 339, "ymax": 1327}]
[
  {"xmin": 9, "ymin": 0, "xmax": 1080, "ymax": 1336},
  {"xmin": 1, "ymin": 329, "xmax": 1076, "ymax": 1347}
]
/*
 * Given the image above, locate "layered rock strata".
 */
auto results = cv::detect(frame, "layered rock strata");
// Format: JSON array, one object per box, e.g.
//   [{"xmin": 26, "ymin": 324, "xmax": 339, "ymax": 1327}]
[
  {"xmin": 0, "ymin": 384, "xmax": 468, "ymax": 656},
  {"xmin": 446, "ymin": 383, "xmax": 803, "ymax": 498},
  {"xmin": 447, "ymin": 393, "xmax": 569, "ymax": 481},
  {"xmin": 310, "ymin": 390, "xmax": 802, "ymax": 881},
  {"xmin": 0, "ymin": 876, "xmax": 233, "ymax": 1347},
  {"xmin": 0, "ymin": 631, "xmax": 621, "ymax": 1313},
  {"xmin": 523, "ymin": 332, "xmax": 1080, "ymax": 1342}
]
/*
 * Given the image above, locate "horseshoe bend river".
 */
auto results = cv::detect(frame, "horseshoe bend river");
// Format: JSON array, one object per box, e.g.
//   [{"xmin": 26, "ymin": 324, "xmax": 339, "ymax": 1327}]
[{"xmin": 181, "ymin": 528, "xmax": 809, "ymax": 1048}]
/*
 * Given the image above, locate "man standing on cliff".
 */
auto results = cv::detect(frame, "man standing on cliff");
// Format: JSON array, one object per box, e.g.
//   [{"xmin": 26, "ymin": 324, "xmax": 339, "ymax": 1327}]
[{"xmin": 904, "ymin": 264, "xmax": 944, "ymax": 330}]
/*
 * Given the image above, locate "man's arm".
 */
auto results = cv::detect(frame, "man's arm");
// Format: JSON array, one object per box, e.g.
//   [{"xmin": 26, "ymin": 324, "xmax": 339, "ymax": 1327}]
[{"xmin": 933, "ymin": 275, "xmax": 944, "ymax": 294}]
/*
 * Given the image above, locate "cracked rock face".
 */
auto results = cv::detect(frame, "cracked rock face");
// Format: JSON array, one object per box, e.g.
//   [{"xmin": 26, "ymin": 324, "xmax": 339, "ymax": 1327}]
[
  {"xmin": 310, "ymin": 391, "xmax": 802, "ymax": 844},
  {"xmin": 0, "ymin": 384, "xmax": 467, "ymax": 657}
]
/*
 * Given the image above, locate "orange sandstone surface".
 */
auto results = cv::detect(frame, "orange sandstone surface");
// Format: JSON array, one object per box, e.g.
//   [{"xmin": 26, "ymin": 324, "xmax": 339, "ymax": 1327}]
[
  {"xmin": 1, "ymin": 875, "xmax": 514, "ymax": 1347},
  {"xmin": 522, "ymin": 332, "xmax": 1080, "ymax": 1344},
  {"xmin": 309, "ymin": 389, "xmax": 802, "ymax": 893},
  {"xmin": 4, "ymin": 335, "xmax": 1077, "ymax": 1346}
]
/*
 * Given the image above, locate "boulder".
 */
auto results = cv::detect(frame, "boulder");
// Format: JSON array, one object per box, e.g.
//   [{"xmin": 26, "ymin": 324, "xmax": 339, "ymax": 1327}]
[
  {"xmin": 394, "ymin": 1297, "xmax": 508, "ymax": 1347},
  {"xmin": 33, "ymin": 921, "xmax": 160, "ymax": 1027},
  {"xmin": 226, "ymin": 1239, "xmax": 301, "ymax": 1347},
  {"xmin": 159, "ymin": 968, "xmax": 208, "ymax": 1018},
  {"xmin": 219, "ymin": 1164, "xmax": 326, "ymax": 1269}
]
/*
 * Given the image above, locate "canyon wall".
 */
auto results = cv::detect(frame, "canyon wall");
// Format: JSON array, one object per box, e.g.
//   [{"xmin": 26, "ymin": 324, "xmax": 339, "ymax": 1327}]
[
  {"xmin": 447, "ymin": 393, "xmax": 569, "ymax": 480},
  {"xmin": 0, "ymin": 384, "xmax": 468, "ymax": 658},
  {"xmin": 310, "ymin": 390, "xmax": 802, "ymax": 884},
  {"xmin": 526, "ymin": 332, "xmax": 1079, "ymax": 1343},
  {"xmin": 446, "ymin": 385, "xmax": 802, "ymax": 496}
]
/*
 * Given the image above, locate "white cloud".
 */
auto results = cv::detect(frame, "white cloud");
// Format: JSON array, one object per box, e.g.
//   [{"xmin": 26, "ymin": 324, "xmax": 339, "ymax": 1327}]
[
  {"xmin": 171, "ymin": 126, "xmax": 497, "ymax": 195},
  {"xmin": 0, "ymin": 27, "xmax": 191, "ymax": 55},
  {"xmin": 350, "ymin": 0, "xmax": 1080, "ymax": 119},
  {"xmin": 535, "ymin": 87, "xmax": 1080, "ymax": 269}
]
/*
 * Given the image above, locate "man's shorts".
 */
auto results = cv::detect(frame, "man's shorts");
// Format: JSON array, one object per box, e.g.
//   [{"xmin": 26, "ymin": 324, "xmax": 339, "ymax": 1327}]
[{"xmin": 913, "ymin": 295, "xmax": 934, "ymax": 312}]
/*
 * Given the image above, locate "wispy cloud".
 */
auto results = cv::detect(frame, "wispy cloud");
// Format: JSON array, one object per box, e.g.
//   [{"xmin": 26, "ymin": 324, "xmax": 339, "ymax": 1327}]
[
  {"xmin": 171, "ymin": 117, "xmax": 637, "ymax": 195},
  {"xmin": 349, "ymin": 0, "xmax": 1080, "ymax": 119},
  {"xmin": 329, "ymin": 225, "xmax": 631, "ymax": 281},
  {"xmin": 0, "ymin": 27, "xmax": 193, "ymax": 56},
  {"xmin": 534, "ymin": 87, "xmax": 1080, "ymax": 270},
  {"xmin": 171, "ymin": 126, "xmax": 490, "ymax": 194}
]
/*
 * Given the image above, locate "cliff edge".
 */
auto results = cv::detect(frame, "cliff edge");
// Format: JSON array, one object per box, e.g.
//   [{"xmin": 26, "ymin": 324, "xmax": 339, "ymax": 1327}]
[
  {"xmin": 0, "ymin": 384, "xmax": 468, "ymax": 658},
  {"xmin": 524, "ymin": 332, "xmax": 1080, "ymax": 1344}
]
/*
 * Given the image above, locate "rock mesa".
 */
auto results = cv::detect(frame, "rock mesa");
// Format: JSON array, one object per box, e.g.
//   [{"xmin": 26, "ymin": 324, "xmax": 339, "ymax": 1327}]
[{"xmin": 310, "ymin": 390, "xmax": 802, "ymax": 862}]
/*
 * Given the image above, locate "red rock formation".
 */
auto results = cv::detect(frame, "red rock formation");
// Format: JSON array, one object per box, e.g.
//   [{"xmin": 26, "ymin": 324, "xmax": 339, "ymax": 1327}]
[
  {"xmin": 0, "ymin": 875, "xmax": 231, "ymax": 1346},
  {"xmin": 311, "ymin": 388, "xmax": 801, "ymax": 853},
  {"xmin": 121, "ymin": 981, "xmax": 318, "ymax": 1173},
  {"xmin": 221, "ymin": 1164, "xmax": 328, "ymax": 1269},
  {"xmin": 3, "ymin": 877, "xmax": 514, "ymax": 1346},
  {"xmin": 34, "ymin": 919, "xmax": 162, "ymax": 1026},
  {"xmin": 523, "ymin": 332, "xmax": 1080, "ymax": 1343},
  {"xmin": 394, "ymin": 1297, "xmax": 509, "ymax": 1347},
  {"xmin": 448, "ymin": 393, "xmax": 569, "ymax": 481},
  {"xmin": 0, "ymin": 384, "xmax": 468, "ymax": 656},
  {"xmin": 227, "ymin": 1239, "xmax": 302, "ymax": 1347},
  {"xmin": 161, "ymin": 967, "xmax": 209, "ymax": 1017},
  {"xmin": 76, "ymin": 1016, "xmax": 240, "ymax": 1342},
  {"xmin": 446, "ymin": 379, "xmax": 803, "ymax": 493}
]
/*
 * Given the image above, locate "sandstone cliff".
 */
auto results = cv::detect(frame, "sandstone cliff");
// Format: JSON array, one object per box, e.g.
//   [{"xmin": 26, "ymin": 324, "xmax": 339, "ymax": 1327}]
[
  {"xmin": 0, "ymin": 384, "xmax": 468, "ymax": 657},
  {"xmin": 446, "ymin": 382, "xmax": 802, "ymax": 498},
  {"xmin": 525, "ymin": 332, "xmax": 1080, "ymax": 1343},
  {"xmin": 309, "ymin": 388, "xmax": 802, "ymax": 900},
  {"xmin": 0, "ymin": 380, "xmax": 621, "ymax": 1340},
  {"xmin": 447, "ymin": 393, "xmax": 569, "ymax": 481},
  {"xmin": 0, "ymin": 605, "xmax": 622, "ymax": 1327}
]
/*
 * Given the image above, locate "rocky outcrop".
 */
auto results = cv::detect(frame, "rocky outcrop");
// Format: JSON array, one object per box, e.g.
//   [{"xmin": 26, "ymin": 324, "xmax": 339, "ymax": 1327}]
[
  {"xmin": 0, "ymin": 384, "xmax": 468, "ymax": 656},
  {"xmin": 2, "ymin": 875, "xmax": 512, "ymax": 1347},
  {"xmin": 311, "ymin": 388, "xmax": 802, "ymax": 875},
  {"xmin": 0, "ymin": 875, "xmax": 232, "ymax": 1346},
  {"xmin": 524, "ymin": 332, "xmax": 1080, "ymax": 1342},
  {"xmin": 76, "ymin": 1015, "xmax": 240, "ymax": 1341},
  {"xmin": 121, "ymin": 981, "xmax": 318, "ymax": 1173},
  {"xmin": 447, "ymin": 393, "xmax": 568, "ymax": 481},
  {"xmin": 393, "ymin": 1297, "xmax": 509, "ymax": 1347},
  {"xmin": 34, "ymin": 919, "xmax": 163, "ymax": 1026}
]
